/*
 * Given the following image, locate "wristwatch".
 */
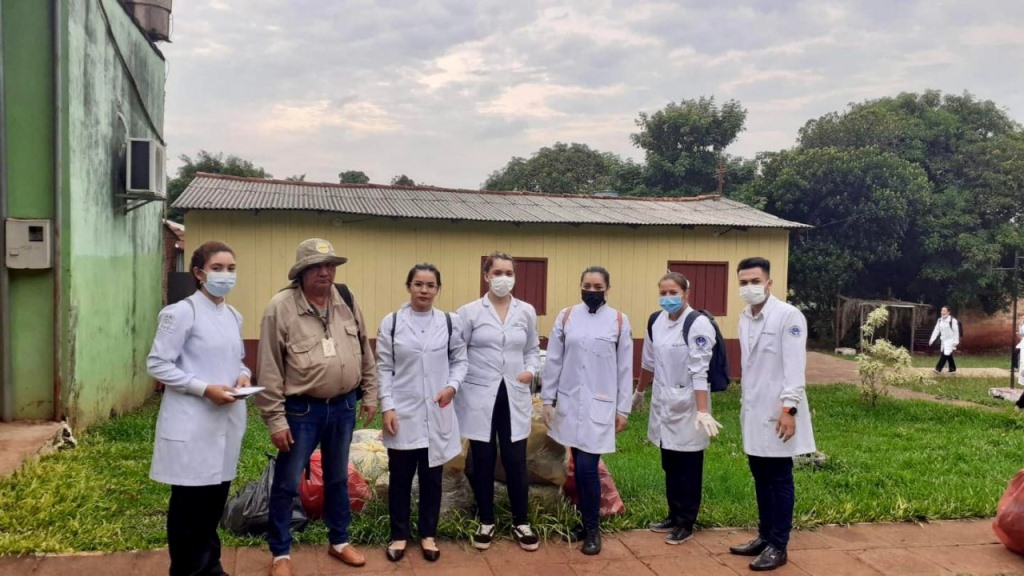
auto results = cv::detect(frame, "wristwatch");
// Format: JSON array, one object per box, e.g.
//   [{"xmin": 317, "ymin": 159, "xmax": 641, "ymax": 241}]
[{"xmin": 785, "ymin": 406, "xmax": 797, "ymax": 416}]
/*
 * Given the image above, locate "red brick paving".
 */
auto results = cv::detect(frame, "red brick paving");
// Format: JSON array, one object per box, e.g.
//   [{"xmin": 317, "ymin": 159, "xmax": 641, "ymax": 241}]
[{"xmin": 3, "ymin": 519, "xmax": 1023, "ymax": 575}]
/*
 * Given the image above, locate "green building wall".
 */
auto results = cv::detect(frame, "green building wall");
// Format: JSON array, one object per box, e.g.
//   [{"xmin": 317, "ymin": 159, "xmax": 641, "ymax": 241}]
[{"xmin": 1, "ymin": 0, "xmax": 165, "ymax": 428}]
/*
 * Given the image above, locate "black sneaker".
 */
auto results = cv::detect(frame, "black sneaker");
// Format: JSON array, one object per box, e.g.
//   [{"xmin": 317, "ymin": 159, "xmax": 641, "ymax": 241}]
[
  {"xmin": 665, "ymin": 526, "xmax": 693, "ymax": 545},
  {"xmin": 582, "ymin": 530, "xmax": 602, "ymax": 555},
  {"xmin": 565, "ymin": 524, "xmax": 587, "ymax": 543},
  {"xmin": 649, "ymin": 518, "xmax": 676, "ymax": 533},
  {"xmin": 472, "ymin": 524, "xmax": 495, "ymax": 550},
  {"xmin": 513, "ymin": 524, "xmax": 540, "ymax": 551}
]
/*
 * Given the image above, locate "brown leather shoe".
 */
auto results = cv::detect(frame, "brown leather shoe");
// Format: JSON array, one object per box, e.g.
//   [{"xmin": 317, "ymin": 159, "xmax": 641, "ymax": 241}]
[
  {"xmin": 327, "ymin": 544, "xmax": 366, "ymax": 567},
  {"xmin": 269, "ymin": 558, "xmax": 292, "ymax": 576}
]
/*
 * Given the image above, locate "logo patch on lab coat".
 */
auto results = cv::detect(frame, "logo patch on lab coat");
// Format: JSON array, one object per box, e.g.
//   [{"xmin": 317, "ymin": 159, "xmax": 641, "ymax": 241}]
[
  {"xmin": 157, "ymin": 314, "xmax": 176, "ymax": 334},
  {"xmin": 788, "ymin": 325, "xmax": 802, "ymax": 337},
  {"xmin": 694, "ymin": 336, "xmax": 709, "ymax": 348}
]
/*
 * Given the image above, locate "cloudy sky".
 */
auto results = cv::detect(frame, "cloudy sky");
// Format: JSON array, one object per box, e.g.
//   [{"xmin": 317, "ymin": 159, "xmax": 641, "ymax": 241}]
[{"xmin": 161, "ymin": 0, "xmax": 1024, "ymax": 189}]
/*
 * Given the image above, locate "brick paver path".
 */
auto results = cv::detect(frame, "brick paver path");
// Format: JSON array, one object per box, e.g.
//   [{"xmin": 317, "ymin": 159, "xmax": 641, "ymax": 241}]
[{"xmin": 3, "ymin": 519, "xmax": 1022, "ymax": 575}]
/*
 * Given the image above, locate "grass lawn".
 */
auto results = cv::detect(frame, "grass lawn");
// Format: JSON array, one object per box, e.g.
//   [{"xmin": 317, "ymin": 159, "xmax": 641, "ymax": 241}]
[
  {"xmin": 892, "ymin": 376, "xmax": 1018, "ymax": 408},
  {"xmin": 0, "ymin": 385, "xmax": 1022, "ymax": 553},
  {"xmin": 910, "ymin": 353, "xmax": 1012, "ymax": 370}
]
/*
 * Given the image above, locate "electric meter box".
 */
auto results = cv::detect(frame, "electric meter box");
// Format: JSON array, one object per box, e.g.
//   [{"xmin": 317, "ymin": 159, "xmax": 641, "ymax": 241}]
[{"xmin": 5, "ymin": 219, "xmax": 52, "ymax": 269}]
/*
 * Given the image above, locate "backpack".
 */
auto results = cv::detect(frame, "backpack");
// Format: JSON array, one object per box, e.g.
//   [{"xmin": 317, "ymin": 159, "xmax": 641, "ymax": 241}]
[
  {"xmin": 646, "ymin": 309, "xmax": 731, "ymax": 392},
  {"xmin": 953, "ymin": 317, "xmax": 964, "ymax": 338},
  {"xmin": 387, "ymin": 310, "xmax": 453, "ymax": 375}
]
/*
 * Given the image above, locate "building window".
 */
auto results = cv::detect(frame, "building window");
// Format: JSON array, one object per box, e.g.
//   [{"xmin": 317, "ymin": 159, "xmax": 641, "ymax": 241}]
[
  {"xmin": 668, "ymin": 261, "xmax": 729, "ymax": 316},
  {"xmin": 479, "ymin": 256, "xmax": 548, "ymax": 315}
]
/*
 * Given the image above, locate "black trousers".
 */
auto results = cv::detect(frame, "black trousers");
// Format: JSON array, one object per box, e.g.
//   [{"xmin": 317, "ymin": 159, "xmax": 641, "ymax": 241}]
[
  {"xmin": 167, "ymin": 481, "xmax": 231, "ymax": 576},
  {"xmin": 387, "ymin": 448, "xmax": 443, "ymax": 541},
  {"xmin": 935, "ymin": 353, "xmax": 957, "ymax": 372},
  {"xmin": 468, "ymin": 380, "xmax": 530, "ymax": 526},
  {"xmin": 748, "ymin": 455, "xmax": 794, "ymax": 551},
  {"xmin": 661, "ymin": 447, "xmax": 704, "ymax": 531}
]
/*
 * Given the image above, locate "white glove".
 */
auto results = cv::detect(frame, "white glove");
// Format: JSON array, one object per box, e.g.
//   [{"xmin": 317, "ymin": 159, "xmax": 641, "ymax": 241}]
[
  {"xmin": 542, "ymin": 405, "xmax": 555, "ymax": 429},
  {"xmin": 694, "ymin": 411, "xmax": 722, "ymax": 438},
  {"xmin": 631, "ymin": 390, "xmax": 646, "ymax": 411}
]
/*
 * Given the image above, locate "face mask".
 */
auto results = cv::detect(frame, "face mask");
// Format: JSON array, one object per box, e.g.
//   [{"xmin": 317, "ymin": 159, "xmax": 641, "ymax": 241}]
[
  {"xmin": 740, "ymin": 284, "xmax": 767, "ymax": 306},
  {"xmin": 581, "ymin": 290, "xmax": 606, "ymax": 313},
  {"xmin": 659, "ymin": 295, "xmax": 683, "ymax": 314},
  {"xmin": 204, "ymin": 271, "xmax": 236, "ymax": 298},
  {"xmin": 489, "ymin": 276, "xmax": 515, "ymax": 298}
]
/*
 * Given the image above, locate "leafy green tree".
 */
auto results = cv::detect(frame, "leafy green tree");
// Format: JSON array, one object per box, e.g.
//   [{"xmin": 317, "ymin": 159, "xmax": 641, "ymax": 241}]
[
  {"xmin": 484, "ymin": 142, "xmax": 627, "ymax": 195},
  {"xmin": 390, "ymin": 174, "xmax": 416, "ymax": 186},
  {"xmin": 339, "ymin": 170, "xmax": 370, "ymax": 184},
  {"xmin": 630, "ymin": 96, "xmax": 748, "ymax": 196},
  {"xmin": 166, "ymin": 150, "xmax": 270, "ymax": 222},
  {"xmin": 285, "ymin": 174, "xmax": 306, "ymax": 181},
  {"xmin": 796, "ymin": 90, "xmax": 1024, "ymax": 313}
]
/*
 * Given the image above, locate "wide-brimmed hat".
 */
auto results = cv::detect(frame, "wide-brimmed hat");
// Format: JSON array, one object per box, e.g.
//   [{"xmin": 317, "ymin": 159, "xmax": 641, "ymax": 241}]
[{"xmin": 288, "ymin": 238, "xmax": 348, "ymax": 280}]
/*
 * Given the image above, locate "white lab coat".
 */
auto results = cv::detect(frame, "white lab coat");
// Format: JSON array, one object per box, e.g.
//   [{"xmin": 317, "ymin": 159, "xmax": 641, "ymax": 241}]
[
  {"xmin": 541, "ymin": 303, "xmax": 633, "ymax": 455},
  {"xmin": 738, "ymin": 295, "xmax": 816, "ymax": 458},
  {"xmin": 1017, "ymin": 323, "xmax": 1024, "ymax": 385},
  {"xmin": 147, "ymin": 292, "xmax": 249, "ymax": 486},
  {"xmin": 377, "ymin": 304, "xmax": 469, "ymax": 467},
  {"xmin": 642, "ymin": 308, "xmax": 717, "ymax": 452},
  {"xmin": 455, "ymin": 296, "xmax": 541, "ymax": 443},
  {"xmin": 929, "ymin": 316, "xmax": 960, "ymax": 355}
]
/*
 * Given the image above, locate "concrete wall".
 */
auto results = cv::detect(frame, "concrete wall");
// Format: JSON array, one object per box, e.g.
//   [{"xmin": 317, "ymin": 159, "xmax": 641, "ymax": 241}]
[
  {"xmin": 957, "ymin": 299, "xmax": 1024, "ymax": 352},
  {"xmin": 1, "ymin": 0, "xmax": 57, "ymax": 419},
  {"xmin": 62, "ymin": 0, "xmax": 165, "ymax": 428}
]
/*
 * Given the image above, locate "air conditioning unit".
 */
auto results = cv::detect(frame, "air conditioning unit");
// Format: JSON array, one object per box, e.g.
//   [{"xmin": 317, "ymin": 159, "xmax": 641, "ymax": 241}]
[{"xmin": 126, "ymin": 138, "xmax": 166, "ymax": 196}]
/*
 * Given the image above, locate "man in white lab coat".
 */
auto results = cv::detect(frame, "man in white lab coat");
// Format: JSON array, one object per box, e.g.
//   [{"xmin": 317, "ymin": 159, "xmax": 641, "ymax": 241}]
[{"xmin": 729, "ymin": 257, "xmax": 815, "ymax": 572}]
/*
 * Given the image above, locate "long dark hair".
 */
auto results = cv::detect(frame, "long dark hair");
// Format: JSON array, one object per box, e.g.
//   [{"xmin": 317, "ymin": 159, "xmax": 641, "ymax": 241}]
[{"xmin": 406, "ymin": 263, "xmax": 442, "ymax": 287}]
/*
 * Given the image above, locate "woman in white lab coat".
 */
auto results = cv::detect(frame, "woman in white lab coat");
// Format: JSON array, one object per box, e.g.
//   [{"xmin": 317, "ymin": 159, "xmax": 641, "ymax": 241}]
[
  {"xmin": 456, "ymin": 252, "xmax": 541, "ymax": 552},
  {"xmin": 147, "ymin": 240, "xmax": 251, "ymax": 576},
  {"xmin": 541, "ymin": 265, "xmax": 633, "ymax": 556},
  {"xmin": 1016, "ymin": 320, "xmax": 1024, "ymax": 393},
  {"xmin": 377, "ymin": 263, "xmax": 468, "ymax": 563},
  {"xmin": 634, "ymin": 272, "xmax": 722, "ymax": 546},
  {"xmin": 929, "ymin": 306, "xmax": 960, "ymax": 374}
]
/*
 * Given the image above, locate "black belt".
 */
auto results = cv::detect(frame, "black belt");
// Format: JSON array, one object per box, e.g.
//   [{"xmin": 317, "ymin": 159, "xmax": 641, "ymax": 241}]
[{"xmin": 288, "ymin": 391, "xmax": 353, "ymax": 404}]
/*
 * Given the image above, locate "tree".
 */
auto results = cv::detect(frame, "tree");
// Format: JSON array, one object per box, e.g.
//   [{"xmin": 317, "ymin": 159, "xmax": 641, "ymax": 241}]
[
  {"xmin": 339, "ymin": 170, "xmax": 370, "ymax": 184},
  {"xmin": 483, "ymin": 142, "xmax": 629, "ymax": 195},
  {"xmin": 166, "ymin": 150, "xmax": 270, "ymax": 222},
  {"xmin": 285, "ymin": 174, "xmax": 306, "ymax": 181},
  {"xmin": 630, "ymin": 96, "xmax": 748, "ymax": 196},
  {"xmin": 796, "ymin": 90, "xmax": 1024, "ymax": 313},
  {"xmin": 390, "ymin": 174, "xmax": 415, "ymax": 186}
]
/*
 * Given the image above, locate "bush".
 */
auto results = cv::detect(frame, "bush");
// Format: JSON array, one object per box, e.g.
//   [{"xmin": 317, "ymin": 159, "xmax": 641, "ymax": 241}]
[{"xmin": 856, "ymin": 307, "xmax": 928, "ymax": 406}]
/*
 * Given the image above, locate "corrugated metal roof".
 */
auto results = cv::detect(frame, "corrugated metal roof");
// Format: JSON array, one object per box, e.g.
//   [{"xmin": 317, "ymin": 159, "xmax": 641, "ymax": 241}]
[{"xmin": 172, "ymin": 173, "xmax": 809, "ymax": 229}]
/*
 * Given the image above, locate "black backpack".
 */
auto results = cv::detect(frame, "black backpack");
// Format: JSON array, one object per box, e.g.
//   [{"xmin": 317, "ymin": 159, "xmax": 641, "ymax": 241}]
[
  {"xmin": 334, "ymin": 283, "xmax": 365, "ymax": 400},
  {"xmin": 647, "ymin": 309, "xmax": 731, "ymax": 392},
  {"xmin": 387, "ymin": 310, "xmax": 453, "ymax": 375},
  {"xmin": 954, "ymin": 317, "xmax": 964, "ymax": 338}
]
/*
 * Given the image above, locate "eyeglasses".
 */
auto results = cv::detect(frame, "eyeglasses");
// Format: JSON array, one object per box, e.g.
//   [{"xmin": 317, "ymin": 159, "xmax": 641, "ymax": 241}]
[{"xmin": 411, "ymin": 282, "xmax": 439, "ymax": 291}]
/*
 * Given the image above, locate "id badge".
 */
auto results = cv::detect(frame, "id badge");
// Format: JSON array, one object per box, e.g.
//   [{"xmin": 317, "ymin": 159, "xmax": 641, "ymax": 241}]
[{"xmin": 322, "ymin": 338, "xmax": 337, "ymax": 358}]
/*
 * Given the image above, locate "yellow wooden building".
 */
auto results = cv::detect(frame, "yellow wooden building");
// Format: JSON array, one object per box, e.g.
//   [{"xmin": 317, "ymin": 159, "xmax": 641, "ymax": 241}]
[{"xmin": 175, "ymin": 174, "xmax": 807, "ymax": 377}]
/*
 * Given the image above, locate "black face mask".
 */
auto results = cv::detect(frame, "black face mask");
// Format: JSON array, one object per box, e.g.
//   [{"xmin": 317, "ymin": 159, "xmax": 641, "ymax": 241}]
[{"xmin": 581, "ymin": 290, "xmax": 606, "ymax": 313}]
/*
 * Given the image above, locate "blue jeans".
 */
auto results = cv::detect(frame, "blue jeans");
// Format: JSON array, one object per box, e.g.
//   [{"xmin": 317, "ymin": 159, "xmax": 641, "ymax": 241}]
[
  {"xmin": 572, "ymin": 448, "xmax": 601, "ymax": 531},
  {"xmin": 748, "ymin": 455, "xmax": 795, "ymax": 551},
  {"xmin": 268, "ymin": 393, "xmax": 357, "ymax": 556}
]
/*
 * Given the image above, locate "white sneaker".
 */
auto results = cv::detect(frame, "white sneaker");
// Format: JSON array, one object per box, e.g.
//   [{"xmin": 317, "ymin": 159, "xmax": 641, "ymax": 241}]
[
  {"xmin": 513, "ymin": 524, "xmax": 540, "ymax": 551},
  {"xmin": 472, "ymin": 523, "xmax": 495, "ymax": 550}
]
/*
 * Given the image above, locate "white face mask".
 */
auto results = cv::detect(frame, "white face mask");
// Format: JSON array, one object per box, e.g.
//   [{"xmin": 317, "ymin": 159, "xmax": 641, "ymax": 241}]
[
  {"xmin": 740, "ymin": 284, "xmax": 767, "ymax": 306},
  {"xmin": 204, "ymin": 271, "xmax": 237, "ymax": 298},
  {"xmin": 489, "ymin": 275, "xmax": 515, "ymax": 298}
]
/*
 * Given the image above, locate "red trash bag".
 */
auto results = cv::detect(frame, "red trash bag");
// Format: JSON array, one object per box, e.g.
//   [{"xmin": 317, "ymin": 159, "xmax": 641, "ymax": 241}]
[
  {"xmin": 563, "ymin": 453, "xmax": 626, "ymax": 517},
  {"xmin": 994, "ymin": 470, "xmax": 1024, "ymax": 555},
  {"xmin": 299, "ymin": 450, "xmax": 372, "ymax": 518}
]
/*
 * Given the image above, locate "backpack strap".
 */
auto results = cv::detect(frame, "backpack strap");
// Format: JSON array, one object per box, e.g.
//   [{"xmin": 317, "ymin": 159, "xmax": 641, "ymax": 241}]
[
  {"xmin": 334, "ymin": 283, "xmax": 363, "ymax": 343},
  {"xmin": 647, "ymin": 311, "xmax": 659, "ymax": 342},
  {"xmin": 616, "ymin": 310, "xmax": 623, "ymax": 347},
  {"xmin": 445, "ymin": 312, "xmax": 453, "ymax": 356},
  {"xmin": 389, "ymin": 311, "xmax": 398, "ymax": 375},
  {"xmin": 559, "ymin": 307, "xmax": 572, "ymax": 343},
  {"xmin": 681, "ymin": 308, "xmax": 699, "ymax": 344}
]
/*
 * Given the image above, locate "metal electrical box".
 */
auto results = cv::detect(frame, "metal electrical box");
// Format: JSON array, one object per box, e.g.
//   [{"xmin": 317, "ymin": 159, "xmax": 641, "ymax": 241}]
[{"xmin": 5, "ymin": 219, "xmax": 52, "ymax": 269}]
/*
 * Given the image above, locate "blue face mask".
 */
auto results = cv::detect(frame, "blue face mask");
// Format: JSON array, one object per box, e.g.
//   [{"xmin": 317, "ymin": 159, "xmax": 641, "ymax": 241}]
[{"xmin": 659, "ymin": 295, "xmax": 683, "ymax": 314}]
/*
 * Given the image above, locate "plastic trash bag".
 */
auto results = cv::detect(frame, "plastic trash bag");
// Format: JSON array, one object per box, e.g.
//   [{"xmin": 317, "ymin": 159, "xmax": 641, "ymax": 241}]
[
  {"xmin": 299, "ymin": 450, "xmax": 372, "ymax": 518},
  {"xmin": 350, "ymin": 429, "xmax": 389, "ymax": 482},
  {"xmin": 221, "ymin": 455, "xmax": 308, "ymax": 536},
  {"xmin": 563, "ymin": 454, "xmax": 626, "ymax": 517},
  {"xmin": 994, "ymin": 469, "xmax": 1024, "ymax": 555}
]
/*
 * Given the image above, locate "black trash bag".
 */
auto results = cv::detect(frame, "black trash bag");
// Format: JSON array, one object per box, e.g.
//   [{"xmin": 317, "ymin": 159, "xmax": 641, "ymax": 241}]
[{"xmin": 221, "ymin": 454, "xmax": 308, "ymax": 536}]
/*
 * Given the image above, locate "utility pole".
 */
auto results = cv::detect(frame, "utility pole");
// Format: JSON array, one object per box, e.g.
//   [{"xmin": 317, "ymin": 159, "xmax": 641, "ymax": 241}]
[{"xmin": 716, "ymin": 154, "xmax": 726, "ymax": 195}]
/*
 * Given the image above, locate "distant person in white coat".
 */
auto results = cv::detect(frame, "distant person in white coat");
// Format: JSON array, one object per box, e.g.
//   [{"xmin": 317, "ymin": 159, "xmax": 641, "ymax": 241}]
[
  {"xmin": 377, "ymin": 263, "xmax": 468, "ymax": 563},
  {"xmin": 634, "ymin": 271, "xmax": 722, "ymax": 546},
  {"xmin": 456, "ymin": 253, "xmax": 541, "ymax": 552},
  {"xmin": 929, "ymin": 306, "xmax": 960, "ymax": 374},
  {"xmin": 729, "ymin": 257, "xmax": 816, "ymax": 572},
  {"xmin": 147, "ymin": 241, "xmax": 250, "ymax": 576},
  {"xmin": 1017, "ymin": 320, "xmax": 1024, "ymax": 390},
  {"xmin": 541, "ymin": 265, "xmax": 633, "ymax": 556}
]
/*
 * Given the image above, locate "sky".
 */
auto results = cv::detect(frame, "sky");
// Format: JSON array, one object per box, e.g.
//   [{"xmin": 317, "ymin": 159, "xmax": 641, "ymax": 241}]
[{"xmin": 161, "ymin": 0, "xmax": 1024, "ymax": 189}]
